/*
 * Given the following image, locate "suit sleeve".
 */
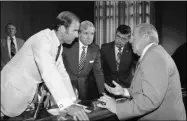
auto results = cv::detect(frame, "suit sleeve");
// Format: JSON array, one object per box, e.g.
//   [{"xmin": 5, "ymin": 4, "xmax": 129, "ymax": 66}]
[
  {"xmin": 116, "ymin": 52, "xmax": 168, "ymax": 120},
  {"xmin": 32, "ymin": 36, "xmax": 74, "ymax": 111},
  {"xmin": 93, "ymin": 49, "xmax": 105, "ymax": 94}
]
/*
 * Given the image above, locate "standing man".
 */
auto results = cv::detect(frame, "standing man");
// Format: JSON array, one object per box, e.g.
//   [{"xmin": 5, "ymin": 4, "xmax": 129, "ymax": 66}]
[
  {"xmin": 1, "ymin": 23, "xmax": 25, "ymax": 70},
  {"xmin": 100, "ymin": 25, "xmax": 138, "ymax": 97},
  {"xmin": 1, "ymin": 11, "xmax": 89, "ymax": 120},
  {"xmin": 63, "ymin": 20, "xmax": 104, "ymax": 100},
  {"xmin": 98, "ymin": 23, "xmax": 186, "ymax": 120}
]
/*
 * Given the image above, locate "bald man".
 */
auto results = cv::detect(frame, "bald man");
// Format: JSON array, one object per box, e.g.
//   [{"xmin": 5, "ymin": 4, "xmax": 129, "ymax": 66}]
[{"xmin": 98, "ymin": 23, "xmax": 186, "ymax": 120}]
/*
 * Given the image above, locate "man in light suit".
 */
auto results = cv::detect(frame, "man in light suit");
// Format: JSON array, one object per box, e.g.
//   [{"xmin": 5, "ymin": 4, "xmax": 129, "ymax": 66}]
[
  {"xmin": 100, "ymin": 25, "xmax": 138, "ymax": 98},
  {"xmin": 62, "ymin": 20, "xmax": 104, "ymax": 100},
  {"xmin": 98, "ymin": 23, "xmax": 186, "ymax": 120},
  {"xmin": 1, "ymin": 23, "xmax": 25, "ymax": 70},
  {"xmin": 1, "ymin": 11, "xmax": 89, "ymax": 121}
]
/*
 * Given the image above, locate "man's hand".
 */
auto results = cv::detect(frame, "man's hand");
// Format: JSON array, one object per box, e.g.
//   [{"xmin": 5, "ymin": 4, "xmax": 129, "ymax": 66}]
[
  {"xmin": 105, "ymin": 81, "xmax": 124, "ymax": 96},
  {"xmin": 97, "ymin": 94, "xmax": 117, "ymax": 114},
  {"xmin": 65, "ymin": 104, "xmax": 89, "ymax": 121}
]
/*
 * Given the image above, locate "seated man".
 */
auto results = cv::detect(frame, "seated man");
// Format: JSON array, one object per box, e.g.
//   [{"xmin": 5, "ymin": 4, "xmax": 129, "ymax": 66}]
[
  {"xmin": 62, "ymin": 20, "xmax": 105, "ymax": 100},
  {"xmin": 100, "ymin": 25, "xmax": 138, "ymax": 98}
]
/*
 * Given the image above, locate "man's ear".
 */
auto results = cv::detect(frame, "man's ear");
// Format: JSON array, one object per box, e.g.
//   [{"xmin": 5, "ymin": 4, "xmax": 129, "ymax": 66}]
[{"xmin": 59, "ymin": 25, "xmax": 66, "ymax": 34}]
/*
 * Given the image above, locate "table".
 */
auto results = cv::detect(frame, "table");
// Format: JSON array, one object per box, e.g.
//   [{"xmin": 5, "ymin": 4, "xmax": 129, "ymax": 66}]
[{"xmin": 8, "ymin": 100, "xmax": 118, "ymax": 121}]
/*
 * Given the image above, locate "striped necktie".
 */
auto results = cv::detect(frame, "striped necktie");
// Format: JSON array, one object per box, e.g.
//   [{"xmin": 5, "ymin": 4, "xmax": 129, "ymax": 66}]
[
  {"xmin": 55, "ymin": 45, "xmax": 61, "ymax": 62},
  {"xmin": 79, "ymin": 46, "xmax": 86, "ymax": 74},
  {"xmin": 116, "ymin": 47, "xmax": 122, "ymax": 71},
  {"xmin": 10, "ymin": 37, "xmax": 16, "ymax": 58}
]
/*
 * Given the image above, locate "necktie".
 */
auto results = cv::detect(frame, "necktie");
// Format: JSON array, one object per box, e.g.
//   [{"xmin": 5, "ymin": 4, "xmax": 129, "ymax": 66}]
[
  {"xmin": 79, "ymin": 46, "xmax": 86, "ymax": 74},
  {"xmin": 116, "ymin": 47, "xmax": 122, "ymax": 71},
  {"xmin": 10, "ymin": 37, "xmax": 16, "ymax": 58},
  {"xmin": 55, "ymin": 45, "xmax": 61, "ymax": 62}
]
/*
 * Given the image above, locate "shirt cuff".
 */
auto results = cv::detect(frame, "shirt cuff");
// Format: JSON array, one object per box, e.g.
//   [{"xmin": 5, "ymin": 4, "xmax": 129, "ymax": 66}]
[
  {"xmin": 123, "ymin": 88, "xmax": 130, "ymax": 97},
  {"xmin": 57, "ymin": 98, "xmax": 74, "ymax": 111}
]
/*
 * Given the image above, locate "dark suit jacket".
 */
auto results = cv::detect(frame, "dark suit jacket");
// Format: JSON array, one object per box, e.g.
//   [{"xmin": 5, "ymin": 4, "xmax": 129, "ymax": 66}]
[
  {"xmin": 1, "ymin": 37, "xmax": 25, "ymax": 70},
  {"xmin": 101, "ymin": 41, "xmax": 138, "ymax": 88},
  {"xmin": 62, "ymin": 41, "xmax": 104, "ymax": 100}
]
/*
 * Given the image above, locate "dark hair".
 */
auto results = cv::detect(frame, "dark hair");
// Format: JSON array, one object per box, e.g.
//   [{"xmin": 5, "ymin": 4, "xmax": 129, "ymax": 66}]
[
  {"xmin": 5, "ymin": 23, "xmax": 16, "ymax": 32},
  {"xmin": 116, "ymin": 25, "xmax": 131, "ymax": 35},
  {"xmin": 53, "ymin": 11, "xmax": 80, "ymax": 31}
]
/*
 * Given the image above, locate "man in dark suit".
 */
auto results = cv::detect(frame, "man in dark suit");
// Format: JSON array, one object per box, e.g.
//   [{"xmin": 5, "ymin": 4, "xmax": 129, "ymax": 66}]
[
  {"xmin": 100, "ymin": 25, "xmax": 138, "ymax": 97},
  {"xmin": 62, "ymin": 20, "xmax": 104, "ymax": 100},
  {"xmin": 1, "ymin": 23, "xmax": 25, "ymax": 70}
]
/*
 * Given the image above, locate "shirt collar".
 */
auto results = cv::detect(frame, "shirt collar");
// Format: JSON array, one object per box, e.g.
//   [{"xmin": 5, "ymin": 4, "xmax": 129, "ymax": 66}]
[
  {"xmin": 139, "ymin": 43, "xmax": 157, "ymax": 61},
  {"xmin": 7, "ymin": 36, "xmax": 16, "ymax": 40},
  {"xmin": 79, "ymin": 40, "xmax": 88, "ymax": 49},
  {"xmin": 115, "ymin": 45, "xmax": 124, "ymax": 50}
]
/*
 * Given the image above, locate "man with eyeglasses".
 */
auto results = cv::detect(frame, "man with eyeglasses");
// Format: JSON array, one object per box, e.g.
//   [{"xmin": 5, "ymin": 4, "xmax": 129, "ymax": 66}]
[{"xmin": 100, "ymin": 25, "xmax": 138, "ymax": 98}]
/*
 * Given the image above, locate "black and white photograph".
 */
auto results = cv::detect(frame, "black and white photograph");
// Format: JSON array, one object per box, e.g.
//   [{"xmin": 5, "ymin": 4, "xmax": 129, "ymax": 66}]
[{"xmin": 1, "ymin": 1, "xmax": 186, "ymax": 121}]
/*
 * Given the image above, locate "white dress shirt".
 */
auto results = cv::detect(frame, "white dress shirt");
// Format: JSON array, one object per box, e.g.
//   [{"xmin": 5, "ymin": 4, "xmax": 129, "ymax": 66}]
[{"xmin": 7, "ymin": 36, "xmax": 18, "ymax": 58}]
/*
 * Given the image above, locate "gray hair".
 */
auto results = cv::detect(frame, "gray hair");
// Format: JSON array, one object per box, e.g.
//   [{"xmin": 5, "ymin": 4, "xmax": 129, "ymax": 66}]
[
  {"xmin": 79, "ymin": 20, "xmax": 95, "ymax": 32},
  {"xmin": 136, "ymin": 23, "xmax": 159, "ymax": 44}
]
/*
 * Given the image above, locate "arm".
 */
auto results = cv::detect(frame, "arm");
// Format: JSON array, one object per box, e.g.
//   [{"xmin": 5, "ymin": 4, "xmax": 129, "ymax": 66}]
[
  {"xmin": 93, "ymin": 49, "xmax": 105, "ymax": 94},
  {"xmin": 32, "ymin": 36, "xmax": 74, "ymax": 111},
  {"xmin": 116, "ymin": 53, "xmax": 168, "ymax": 120}
]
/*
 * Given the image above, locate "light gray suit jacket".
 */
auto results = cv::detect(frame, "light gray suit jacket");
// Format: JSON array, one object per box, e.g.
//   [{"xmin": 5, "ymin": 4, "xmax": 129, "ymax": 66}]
[
  {"xmin": 1, "ymin": 29, "xmax": 76, "ymax": 117},
  {"xmin": 116, "ymin": 44, "xmax": 186, "ymax": 120},
  {"xmin": 1, "ymin": 37, "xmax": 25, "ymax": 70}
]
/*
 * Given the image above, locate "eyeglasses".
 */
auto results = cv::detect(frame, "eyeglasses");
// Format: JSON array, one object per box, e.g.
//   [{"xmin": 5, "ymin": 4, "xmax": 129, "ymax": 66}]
[{"xmin": 116, "ymin": 35, "xmax": 131, "ymax": 41}]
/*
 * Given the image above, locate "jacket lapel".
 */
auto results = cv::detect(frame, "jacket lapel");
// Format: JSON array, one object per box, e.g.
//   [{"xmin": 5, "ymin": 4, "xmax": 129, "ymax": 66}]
[
  {"xmin": 80, "ymin": 45, "xmax": 91, "ymax": 74},
  {"xmin": 16, "ymin": 38, "xmax": 21, "ymax": 50},
  {"xmin": 129, "ymin": 43, "xmax": 158, "ymax": 93},
  {"xmin": 3, "ymin": 38, "xmax": 11, "ymax": 60},
  {"xmin": 118, "ymin": 42, "xmax": 129, "ymax": 71},
  {"xmin": 74, "ymin": 42, "xmax": 79, "ymax": 75},
  {"xmin": 110, "ymin": 42, "xmax": 117, "ymax": 71}
]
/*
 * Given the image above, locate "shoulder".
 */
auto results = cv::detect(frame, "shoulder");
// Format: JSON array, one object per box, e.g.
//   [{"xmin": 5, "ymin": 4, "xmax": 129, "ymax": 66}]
[
  {"xmin": 143, "ymin": 45, "xmax": 166, "ymax": 65},
  {"xmin": 16, "ymin": 37, "xmax": 25, "ymax": 43},
  {"xmin": 101, "ymin": 42, "xmax": 113, "ymax": 49},
  {"xmin": 1, "ymin": 37, "xmax": 7, "ymax": 44},
  {"xmin": 89, "ymin": 43, "xmax": 100, "ymax": 51}
]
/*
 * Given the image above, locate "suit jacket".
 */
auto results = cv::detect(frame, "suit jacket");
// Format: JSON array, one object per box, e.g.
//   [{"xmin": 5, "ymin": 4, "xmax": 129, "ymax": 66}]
[
  {"xmin": 1, "ymin": 29, "xmax": 76, "ymax": 117},
  {"xmin": 116, "ymin": 44, "xmax": 186, "ymax": 120},
  {"xmin": 1, "ymin": 37, "xmax": 25, "ymax": 70},
  {"xmin": 101, "ymin": 42, "xmax": 138, "ymax": 88},
  {"xmin": 62, "ymin": 41, "xmax": 104, "ymax": 100}
]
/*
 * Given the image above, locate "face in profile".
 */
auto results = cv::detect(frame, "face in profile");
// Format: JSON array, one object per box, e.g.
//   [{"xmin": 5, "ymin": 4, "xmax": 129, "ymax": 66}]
[
  {"xmin": 63, "ymin": 20, "xmax": 80, "ymax": 44},
  {"xmin": 79, "ymin": 26, "xmax": 95, "ymax": 46},
  {"xmin": 7, "ymin": 24, "xmax": 17, "ymax": 37},
  {"xmin": 114, "ymin": 32, "xmax": 130, "ymax": 48},
  {"xmin": 130, "ymin": 27, "xmax": 143, "ymax": 56}
]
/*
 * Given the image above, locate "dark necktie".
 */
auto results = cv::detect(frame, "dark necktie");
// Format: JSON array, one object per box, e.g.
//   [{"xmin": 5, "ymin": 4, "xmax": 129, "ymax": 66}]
[
  {"xmin": 10, "ymin": 37, "xmax": 16, "ymax": 58},
  {"xmin": 79, "ymin": 46, "xmax": 86, "ymax": 74},
  {"xmin": 55, "ymin": 45, "xmax": 61, "ymax": 62},
  {"xmin": 116, "ymin": 47, "xmax": 122, "ymax": 71}
]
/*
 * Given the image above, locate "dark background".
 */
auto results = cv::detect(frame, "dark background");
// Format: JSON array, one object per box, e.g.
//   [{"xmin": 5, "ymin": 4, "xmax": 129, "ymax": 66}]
[
  {"xmin": 1, "ymin": 1, "xmax": 186, "ymax": 55},
  {"xmin": 1, "ymin": 1, "xmax": 186, "ymax": 100},
  {"xmin": 1, "ymin": 1, "xmax": 94, "ymax": 41}
]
